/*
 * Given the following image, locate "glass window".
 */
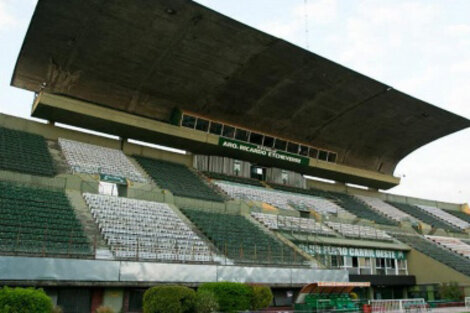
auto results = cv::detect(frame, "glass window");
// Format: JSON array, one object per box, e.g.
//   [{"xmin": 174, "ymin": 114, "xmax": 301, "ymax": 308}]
[
  {"xmin": 195, "ymin": 118, "xmax": 209, "ymax": 132},
  {"xmin": 181, "ymin": 115, "xmax": 196, "ymax": 128},
  {"xmin": 299, "ymin": 145, "xmax": 309, "ymax": 156},
  {"xmin": 263, "ymin": 136, "xmax": 274, "ymax": 148},
  {"xmin": 331, "ymin": 255, "xmax": 344, "ymax": 268},
  {"xmin": 318, "ymin": 150, "xmax": 328, "ymax": 161},
  {"xmin": 222, "ymin": 125, "xmax": 235, "ymax": 138},
  {"xmin": 235, "ymin": 129, "xmax": 250, "ymax": 142},
  {"xmin": 328, "ymin": 152, "xmax": 337, "ymax": 163},
  {"xmin": 274, "ymin": 139, "xmax": 287, "ymax": 151},
  {"xmin": 344, "ymin": 256, "xmax": 353, "ymax": 267},
  {"xmin": 287, "ymin": 142, "xmax": 299, "ymax": 154},
  {"xmin": 129, "ymin": 289, "xmax": 145, "ymax": 312},
  {"xmin": 352, "ymin": 256, "xmax": 358, "ymax": 268},
  {"xmin": 209, "ymin": 122, "xmax": 223, "ymax": 135},
  {"xmin": 249, "ymin": 132, "xmax": 263, "ymax": 145},
  {"xmin": 309, "ymin": 148, "xmax": 318, "ymax": 159}
]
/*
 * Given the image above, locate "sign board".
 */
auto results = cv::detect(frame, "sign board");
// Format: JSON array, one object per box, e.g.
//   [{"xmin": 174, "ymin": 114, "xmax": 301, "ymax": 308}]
[
  {"xmin": 99, "ymin": 174, "xmax": 127, "ymax": 185},
  {"xmin": 299, "ymin": 244, "xmax": 406, "ymax": 260},
  {"xmin": 219, "ymin": 137, "xmax": 309, "ymax": 166}
]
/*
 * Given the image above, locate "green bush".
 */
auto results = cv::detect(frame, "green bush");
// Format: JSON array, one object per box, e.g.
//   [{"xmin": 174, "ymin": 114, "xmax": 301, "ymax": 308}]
[
  {"xmin": 198, "ymin": 282, "xmax": 252, "ymax": 313},
  {"xmin": 249, "ymin": 285, "xmax": 273, "ymax": 310},
  {"xmin": 439, "ymin": 282, "xmax": 463, "ymax": 301},
  {"xmin": 0, "ymin": 287, "xmax": 52, "ymax": 313},
  {"xmin": 195, "ymin": 290, "xmax": 219, "ymax": 313},
  {"xmin": 143, "ymin": 286, "xmax": 196, "ymax": 313}
]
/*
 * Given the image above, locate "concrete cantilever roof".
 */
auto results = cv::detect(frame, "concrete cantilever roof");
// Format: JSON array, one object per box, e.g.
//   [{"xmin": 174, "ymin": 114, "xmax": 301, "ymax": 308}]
[{"xmin": 12, "ymin": 0, "xmax": 470, "ymax": 176}]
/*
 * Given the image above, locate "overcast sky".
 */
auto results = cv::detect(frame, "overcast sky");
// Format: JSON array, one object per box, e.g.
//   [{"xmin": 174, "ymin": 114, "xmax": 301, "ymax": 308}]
[{"xmin": 0, "ymin": 0, "xmax": 469, "ymax": 204}]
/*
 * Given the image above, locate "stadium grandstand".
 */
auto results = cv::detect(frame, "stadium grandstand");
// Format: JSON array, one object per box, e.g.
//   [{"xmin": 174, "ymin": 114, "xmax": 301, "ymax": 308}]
[{"xmin": 1, "ymin": 0, "xmax": 470, "ymax": 312}]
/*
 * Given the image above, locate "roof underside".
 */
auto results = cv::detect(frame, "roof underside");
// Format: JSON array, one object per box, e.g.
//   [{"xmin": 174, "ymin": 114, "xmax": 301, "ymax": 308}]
[{"xmin": 12, "ymin": 0, "xmax": 470, "ymax": 175}]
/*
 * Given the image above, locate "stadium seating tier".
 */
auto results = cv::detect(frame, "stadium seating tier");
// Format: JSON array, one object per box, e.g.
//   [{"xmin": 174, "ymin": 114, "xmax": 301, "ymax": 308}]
[
  {"xmin": 215, "ymin": 181, "xmax": 342, "ymax": 214},
  {"xmin": 59, "ymin": 138, "xmax": 147, "ymax": 182},
  {"xmin": 393, "ymin": 233, "xmax": 470, "ymax": 276},
  {"xmin": 135, "ymin": 156, "xmax": 225, "ymax": 202},
  {"xmin": 0, "ymin": 181, "xmax": 91, "ymax": 256},
  {"xmin": 387, "ymin": 201, "xmax": 463, "ymax": 233},
  {"xmin": 329, "ymin": 192, "xmax": 398, "ymax": 226},
  {"xmin": 182, "ymin": 208, "xmax": 306, "ymax": 265},
  {"xmin": 83, "ymin": 193, "xmax": 213, "ymax": 262},
  {"xmin": 0, "ymin": 127, "xmax": 55, "ymax": 176}
]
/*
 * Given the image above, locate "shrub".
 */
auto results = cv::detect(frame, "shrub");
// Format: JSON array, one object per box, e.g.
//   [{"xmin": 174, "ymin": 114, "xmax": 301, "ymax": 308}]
[
  {"xmin": 439, "ymin": 282, "xmax": 463, "ymax": 301},
  {"xmin": 198, "ymin": 282, "xmax": 252, "ymax": 313},
  {"xmin": 96, "ymin": 306, "xmax": 114, "ymax": 313},
  {"xmin": 195, "ymin": 290, "xmax": 219, "ymax": 313},
  {"xmin": 143, "ymin": 286, "xmax": 196, "ymax": 313},
  {"xmin": 0, "ymin": 287, "xmax": 53, "ymax": 313},
  {"xmin": 249, "ymin": 285, "xmax": 273, "ymax": 310}
]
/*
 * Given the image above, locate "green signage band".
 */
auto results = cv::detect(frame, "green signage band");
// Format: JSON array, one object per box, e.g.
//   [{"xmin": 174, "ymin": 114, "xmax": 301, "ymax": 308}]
[
  {"xmin": 99, "ymin": 173, "xmax": 128, "ymax": 185},
  {"xmin": 298, "ymin": 244, "xmax": 406, "ymax": 260},
  {"xmin": 219, "ymin": 137, "xmax": 310, "ymax": 166}
]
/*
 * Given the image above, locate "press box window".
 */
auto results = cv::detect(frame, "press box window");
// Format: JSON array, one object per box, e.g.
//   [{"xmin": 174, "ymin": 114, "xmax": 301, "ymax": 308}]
[
  {"xmin": 249, "ymin": 132, "xmax": 263, "ymax": 145},
  {"xmin": 263, "ymin": 136, "xmax": 274, "ymax": 148},
  {"xmin": 309, "ymin": 148, "xmax": 318, "ymax": 159},
  {"xmin": 195, "ymin": 118, "xmax": 209, "ymax": 132},
  {"xmin": 274, "ymin": 139, "xmax": 287, "ymax": 151},
  {"xmin": 318, "ymin": 150, "xmax": 328, "ymax": 161},
  {"xmin": 181, "ymin": 115, "xmax": 196, "ymax": 128},
  {"xmin": 327, "ymin": 152, "xmax": 337, "ymax": 163},
  {"xmin": 299, "ymin": 145, "xmax": 309, "ymax": 156},
  {"xmin": 287, "ymin": 142, "xmax": 299, "ymax": 154},
  {"xmin": 209, "ymin": 122, "xmax": 223, "ymax": 135},
  {"xmin": 222, "ymin": 125, "xmax": 235, "ymax": 138},
  {"xmin": 235, "ymin": 129, "xmax": 250, "ymax": 142}
]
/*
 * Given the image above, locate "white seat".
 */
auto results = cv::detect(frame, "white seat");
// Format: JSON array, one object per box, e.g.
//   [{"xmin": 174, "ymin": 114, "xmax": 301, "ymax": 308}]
[
  {"xmin": 59, "ymin": 138, "xmax": 147, "ymax": 182},
  {"xmin": 216, "ymin": 181, "xmax": 344, "ymax": 215},
  {"xmin": 418, "ymin": 205, "xmax": 469, "ymax": 230},
  {"xmin": 83, "ymin": 193, "xmax": 213, "ymax": 262}
]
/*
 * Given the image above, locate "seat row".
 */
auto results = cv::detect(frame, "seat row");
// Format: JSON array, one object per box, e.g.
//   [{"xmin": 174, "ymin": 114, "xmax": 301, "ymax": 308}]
[
  {"xmin": 0, "ymin": 126, "xmax": 55, "ymax": 177},
  {"xmin": 59, "ymin": 138, "xmax": 147, "ymax": 182},
  {"xmin": 0, "ymin": 181, "xmax": 92, "ymax": 256},
  {"xmin": 135, "ymin": 156, "xmax": 225, "ymax": 202},
  {"xmin": 324, "ymin": 221, "xmax": 392, "ymax": 241},
  {"xmin": 182, "ymin": 208, "xmax": 306, "ymax": 265},
  {"xmin": 426, "ymin": 235, "xmax": 470, "ymax": 258},
  {"xmin": 355, "ymin": 195, "xmax": 413, "ymax": 223},
  {"xmin": 251, "ymin": 212, "xmax": 335, "ymax": 236},
  {"xmin": 417, "ymin": 205, "xmax": 469, "ymax": 230},
  {"xmin": 215, "ymin": 181, "xmax": 342, "ymax": 215}
]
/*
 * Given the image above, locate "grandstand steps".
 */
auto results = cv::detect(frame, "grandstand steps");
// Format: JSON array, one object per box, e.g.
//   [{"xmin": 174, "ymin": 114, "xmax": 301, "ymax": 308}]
[
  {"xmin": 47, "ymin": 139, "xmax": 69, "ymax": 175},
  {"xmin": 245, "ymin": 213, "xmax": 319, "ymax": 267},
  {"xmin": 126, "ymin": 182, "xmax": 166, "ymax": 203},
  {"xmin": 66, "ymin": 190, "xmax": 107, "ymax": 249},
  {"xmin": 189, "ymin": 168, "xmax": 231, "ymax": 201},
  {"xmin": 127, "ymin": 156, "xmax": 154, "ymax": 184}
]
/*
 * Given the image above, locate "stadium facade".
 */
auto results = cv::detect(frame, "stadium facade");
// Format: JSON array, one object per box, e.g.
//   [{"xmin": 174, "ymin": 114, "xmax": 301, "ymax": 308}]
[{"xmin": 1, "ymin": 0, "xmax": 470, "ymax": 312}]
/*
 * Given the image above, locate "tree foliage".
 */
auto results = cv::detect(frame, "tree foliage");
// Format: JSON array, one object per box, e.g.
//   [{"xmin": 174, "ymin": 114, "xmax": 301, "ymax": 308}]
[
  {"xmin": 0, "ymin": 287, "xmax": 53, "ymax": 313},
  {"xmin": 143, "ymin": 286, "xmax": 196, "ymax": 313}
]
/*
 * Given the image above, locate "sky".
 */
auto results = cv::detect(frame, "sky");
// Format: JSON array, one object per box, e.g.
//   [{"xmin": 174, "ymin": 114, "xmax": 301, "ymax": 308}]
[{"xmin": 0, "ymin": 0, "xmax": 469, "ymax": 204}]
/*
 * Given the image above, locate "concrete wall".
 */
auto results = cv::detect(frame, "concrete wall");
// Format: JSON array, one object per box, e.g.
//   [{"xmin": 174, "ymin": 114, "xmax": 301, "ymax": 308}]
[
  {"xmin": 0, "ymin": 113, "xmax": 193, "ymax": 166},
  {"xmin": 406, "ymin": 249, "xmax": 470, "ymax": 294}
]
